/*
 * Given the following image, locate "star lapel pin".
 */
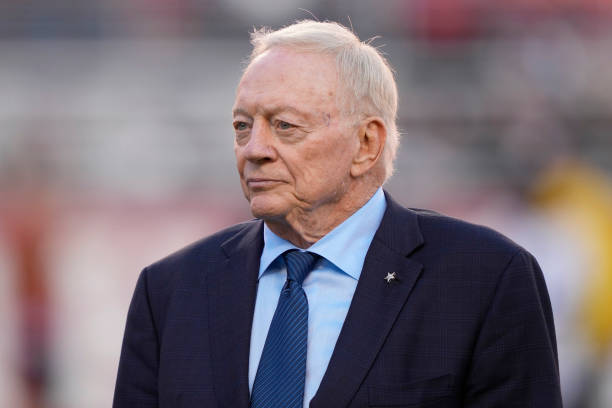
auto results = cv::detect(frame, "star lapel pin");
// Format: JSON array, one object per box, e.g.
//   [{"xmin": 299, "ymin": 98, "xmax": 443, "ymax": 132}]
[{"xmin": 384, "ymin": 272, "xmax": 398, "ymax": 284}]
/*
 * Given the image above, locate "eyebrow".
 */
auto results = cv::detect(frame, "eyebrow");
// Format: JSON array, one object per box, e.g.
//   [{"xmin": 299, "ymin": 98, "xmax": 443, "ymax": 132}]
[
  {"xmin": 232, "ymin": 108, "xmax": 251, "ymax": 118},
  {"xmin": 232, "ymin": 105, "xmax": 312, "ymax": 120}
]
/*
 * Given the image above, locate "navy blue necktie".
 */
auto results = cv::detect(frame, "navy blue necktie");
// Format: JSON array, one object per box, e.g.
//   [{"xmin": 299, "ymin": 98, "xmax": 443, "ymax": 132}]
[{"xmin": 250, "ymin": 250, "xmax": 318, "ymax": 408}]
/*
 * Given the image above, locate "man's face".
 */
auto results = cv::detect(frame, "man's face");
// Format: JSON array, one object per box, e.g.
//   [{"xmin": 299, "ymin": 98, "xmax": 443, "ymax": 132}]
[{"xmin": 233, "ymin": 48, "xmax": 358, "ymax": 222}]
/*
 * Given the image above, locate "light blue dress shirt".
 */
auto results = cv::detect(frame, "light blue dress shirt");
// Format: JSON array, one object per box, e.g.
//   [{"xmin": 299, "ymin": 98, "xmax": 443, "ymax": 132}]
[{"xmin": 248, "ymin": 188, "xmax": 387, "ymax": 407}]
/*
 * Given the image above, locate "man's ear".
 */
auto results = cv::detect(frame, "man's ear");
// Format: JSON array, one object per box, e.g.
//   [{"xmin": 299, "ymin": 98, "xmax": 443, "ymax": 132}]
[{"xmin": 350, "ymin": 117, "xmax": 387, "ymax": 178}]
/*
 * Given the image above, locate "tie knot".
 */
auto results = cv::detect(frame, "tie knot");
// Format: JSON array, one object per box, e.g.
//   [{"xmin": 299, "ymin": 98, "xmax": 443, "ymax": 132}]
[{"xmin": 283, "ymin": 250, "xmax": 318, "ymax": 285}]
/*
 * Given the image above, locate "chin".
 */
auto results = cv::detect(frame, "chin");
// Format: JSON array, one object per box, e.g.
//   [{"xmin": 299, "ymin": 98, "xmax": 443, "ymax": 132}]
[{"xmin": 248, "ymin": 194, "xmax": 289, "ymax": 220}]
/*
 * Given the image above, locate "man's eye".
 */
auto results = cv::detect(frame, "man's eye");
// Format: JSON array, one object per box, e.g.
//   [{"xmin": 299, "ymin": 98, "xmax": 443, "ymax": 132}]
[
  {"xmin": 234, "ymin": 121, "xmax": 249, "ymax": 131},
  {"xmin": 277, "ymin": 121, "xmax": 294, "ymax": 130}
]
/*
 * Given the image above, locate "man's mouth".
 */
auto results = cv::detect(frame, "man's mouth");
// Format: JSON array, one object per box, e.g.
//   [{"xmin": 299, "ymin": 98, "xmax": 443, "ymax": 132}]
[{"xmin": 246, "ymin": 178, "xmax": 284, "ymax": 189}]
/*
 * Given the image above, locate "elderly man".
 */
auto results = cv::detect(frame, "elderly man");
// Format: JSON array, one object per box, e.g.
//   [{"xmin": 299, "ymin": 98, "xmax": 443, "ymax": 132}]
[{"xmin": 113, "ymin": 20, "xmax": 562, "ymax": 408}]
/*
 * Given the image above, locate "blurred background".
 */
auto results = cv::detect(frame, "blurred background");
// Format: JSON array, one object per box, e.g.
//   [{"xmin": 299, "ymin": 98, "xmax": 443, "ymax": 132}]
[{"xmin": 1, "ymin": 0, "xmax": 612, "ymax": 407}]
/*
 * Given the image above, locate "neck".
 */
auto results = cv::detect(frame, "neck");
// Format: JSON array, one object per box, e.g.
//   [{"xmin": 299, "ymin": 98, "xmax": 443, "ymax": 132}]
[{"xmin": 265, "ymin": 183, "xmax": 380, "ymax": 249}]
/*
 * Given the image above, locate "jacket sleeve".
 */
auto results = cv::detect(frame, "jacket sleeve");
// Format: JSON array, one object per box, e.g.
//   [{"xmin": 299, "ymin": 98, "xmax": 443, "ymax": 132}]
[
  {"xmin": 113, "ymin": 267, "xmax": 160, "ymax": 408},
  {"xmin": 464, "ymin": 249, "xmax": 563, "ymax": 407}
]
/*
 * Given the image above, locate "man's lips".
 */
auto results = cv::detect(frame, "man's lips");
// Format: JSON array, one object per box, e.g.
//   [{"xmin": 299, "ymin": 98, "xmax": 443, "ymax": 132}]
[{"xmin": 246, "ymin": 178, "xmax": 284, "ymax": 189}]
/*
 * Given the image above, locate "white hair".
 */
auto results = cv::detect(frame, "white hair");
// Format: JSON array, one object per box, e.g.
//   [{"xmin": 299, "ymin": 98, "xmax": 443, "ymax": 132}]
[{"xmin": 248, "ymin": 20, "xmax": 400, "ymax": 182}]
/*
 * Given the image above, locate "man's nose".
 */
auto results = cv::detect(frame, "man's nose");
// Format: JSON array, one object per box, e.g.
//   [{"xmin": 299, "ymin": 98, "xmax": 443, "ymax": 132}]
[{"xmin": 243, "ymin": 119, "xmax": 277, "ymax": 162}]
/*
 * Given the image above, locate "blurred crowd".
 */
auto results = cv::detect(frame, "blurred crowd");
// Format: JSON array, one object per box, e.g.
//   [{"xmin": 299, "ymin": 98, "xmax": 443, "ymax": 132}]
[{"xmin": 1, "ymin": 1, "xmax": 612, "ymax": 407}]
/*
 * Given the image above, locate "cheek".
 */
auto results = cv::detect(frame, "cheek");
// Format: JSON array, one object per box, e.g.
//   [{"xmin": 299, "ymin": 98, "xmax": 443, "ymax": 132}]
[
  {"xmin": 322, "ymin": 136, "xmax": 355, "ymax": 168},
  {"xmin": 296, "ymin": 148, "xmax": 351, "ymax": 186},
  {"xmin": 284, "ymin": 129, "xmax": 356, "ymax": 185}
]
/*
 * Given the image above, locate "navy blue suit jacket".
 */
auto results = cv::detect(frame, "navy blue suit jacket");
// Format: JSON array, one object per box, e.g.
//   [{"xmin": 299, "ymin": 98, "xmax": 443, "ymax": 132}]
[{"xmin": 113, "ymin": 193, "xmax": 562, "ymax": 407}]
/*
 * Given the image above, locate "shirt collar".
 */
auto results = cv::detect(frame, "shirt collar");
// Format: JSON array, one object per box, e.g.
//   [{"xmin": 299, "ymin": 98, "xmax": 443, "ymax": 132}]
[{"xmin": 258, "ymin": 187, "xmax": 387, "ymax": 280}]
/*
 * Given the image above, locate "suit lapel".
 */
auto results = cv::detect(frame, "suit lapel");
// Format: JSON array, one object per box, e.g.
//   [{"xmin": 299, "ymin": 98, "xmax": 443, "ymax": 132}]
[
  {"xmin": 310, "ymin": 193, "xmax": 424, "ymax": 408},
  {"xmin": 208, "ymin": 221, "xmax": 263, "ymax": 408}
]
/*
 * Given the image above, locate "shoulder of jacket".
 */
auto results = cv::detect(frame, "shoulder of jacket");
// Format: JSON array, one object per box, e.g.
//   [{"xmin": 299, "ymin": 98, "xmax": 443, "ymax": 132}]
[
  {"xmin": 143, "ymin": 219, "xmax": 261, "ymax": 283},
  {"xmin": 409, "ymin": 207, "xmax": 524, "ymax": 256}
]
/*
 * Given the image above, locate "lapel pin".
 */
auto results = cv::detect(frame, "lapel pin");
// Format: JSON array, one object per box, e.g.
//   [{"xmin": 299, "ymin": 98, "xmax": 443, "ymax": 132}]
[{"xmin": 384, "ymin": 272, "xmax": 398, "ymax": 284}]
